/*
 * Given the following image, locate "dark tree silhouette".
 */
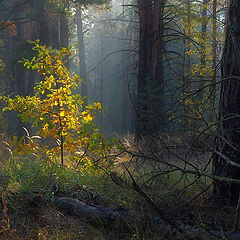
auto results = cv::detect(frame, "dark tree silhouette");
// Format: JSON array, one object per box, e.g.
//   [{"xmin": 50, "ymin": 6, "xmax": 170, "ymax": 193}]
[
  {"xmin": 213, "ymin": 0, "xmax": 240, "ymax": 204},
  {"xmin": 136, "ymin": 0, "xmax": 166, "ymax": 138}
]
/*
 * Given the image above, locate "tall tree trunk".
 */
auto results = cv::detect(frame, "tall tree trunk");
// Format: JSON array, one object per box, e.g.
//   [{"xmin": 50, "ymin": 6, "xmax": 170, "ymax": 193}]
[
  {"xmin": 59, "ymin": 12, "xmax": 69, "ymax": 48},
  {"xmin": 212, "ymin": 0, "xmax": 217, "ymax": 75},
  {"xmin": 76, "ymin": 7, "xmax": 88, "ymax": 102},
  {"xmin": 212, "ymin": 0, "xmax": 240, "ymax": 205},
  {"xmin": 136, "ymin": 0, "xmax": 148, "ymax": 138},
  {"xmin": 150, "ymin": 0, "xmax": 165, "ymax": 129},
  {"xmin": 210, "ymin": 0, "xmax": 217, "ymax": 106},
  {"xmin": 121, "ymin": 0, "xmax": 128, "ymax": 134},
  {"xmin": 136, "ymin": 0, "xmax": 165, "ymax": 138},
  {"xmin": 100, "ymin": 35, "xmax": 104, "ymax": 127},
  {"xmin": 181, "ymin": 0, "xmax": 191, "ymax": 128},
  {"xmin": 199, "ymin": 0, "xmax": 208, "ymax": 100},
  {"xmin": 38, "ymin": 0, "xmax": 49, "ymax": 45},
  {"xmin": 121, "ymin": 0, "xmax": 133, "ymax": 134}
]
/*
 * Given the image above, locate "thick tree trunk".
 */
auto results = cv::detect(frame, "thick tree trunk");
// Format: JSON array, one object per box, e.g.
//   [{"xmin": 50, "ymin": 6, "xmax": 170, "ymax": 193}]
[
  {"xmin": 213, "ymin": 0, "xmax": 240, "ymax": 205},
  {"xmin": 136, "ymin": 0, "xmax": 165, "ymax": 138},
  {"xmin": 150, "ymin": 0, "xmax": 165, "ymax": 131}
]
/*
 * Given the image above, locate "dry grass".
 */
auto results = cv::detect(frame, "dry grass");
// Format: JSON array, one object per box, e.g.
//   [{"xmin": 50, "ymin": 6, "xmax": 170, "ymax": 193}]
[{"xmin": 0, "ymin": 205, "xmax": 103, "ymax": 240}]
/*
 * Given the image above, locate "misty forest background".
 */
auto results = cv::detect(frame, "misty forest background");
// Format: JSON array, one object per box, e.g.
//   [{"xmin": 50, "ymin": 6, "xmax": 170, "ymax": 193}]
[{"xmin": 1, "ymin": 0, "xmax": 240, "ymax": 240}]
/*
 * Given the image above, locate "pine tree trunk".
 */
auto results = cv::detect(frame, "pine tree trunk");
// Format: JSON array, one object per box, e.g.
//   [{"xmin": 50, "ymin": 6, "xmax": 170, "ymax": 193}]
[
  {"xmin": 136, "ymin": 0, "xmax": 148, "ymax": 138},
  {"xmin": 210, "ymin": 0, "xmax": 217, "ymax": 108},
  {"xmin": 212, "ymin": 0, "xmax": 217, "ymax": 75},
  {"xmin": 213, "ymin": 0, "xmax": 240, "ymax": 205},
  {"xmin": 136, "ymin": 0, "xmax": 165, "ymax": 138}
]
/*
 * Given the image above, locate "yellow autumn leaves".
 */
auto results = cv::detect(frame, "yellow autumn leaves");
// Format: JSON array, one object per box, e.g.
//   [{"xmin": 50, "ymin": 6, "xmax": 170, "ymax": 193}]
[{"xmin": 1, "ymin": 41, "xmax": 103, "ymax": 162}]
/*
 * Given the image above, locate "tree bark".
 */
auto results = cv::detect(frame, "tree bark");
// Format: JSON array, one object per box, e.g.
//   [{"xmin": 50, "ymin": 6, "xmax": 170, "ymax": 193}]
[
  {"xmin": 136, "ymin": 0, "xmax": 166, "ymax": 138},
  {"xmin": 213, "ymin": 0, "xmax": 240, "ymax": 205}
]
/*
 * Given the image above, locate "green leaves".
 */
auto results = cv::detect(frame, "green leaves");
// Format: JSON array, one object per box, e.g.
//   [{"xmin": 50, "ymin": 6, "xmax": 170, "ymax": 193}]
[{"xmin": 1, "ymin": 41, "xmax": 113, "ymax": 168}]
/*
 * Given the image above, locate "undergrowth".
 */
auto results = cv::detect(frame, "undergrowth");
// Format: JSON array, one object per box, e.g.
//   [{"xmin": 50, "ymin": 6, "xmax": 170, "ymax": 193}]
[
  {"xmin": 0, "ymin": 155, "xmax": 146, "ymax": 239},
  {"xmin": 0, "ymin": 149, "xmax": 216, "ymax": 240}
]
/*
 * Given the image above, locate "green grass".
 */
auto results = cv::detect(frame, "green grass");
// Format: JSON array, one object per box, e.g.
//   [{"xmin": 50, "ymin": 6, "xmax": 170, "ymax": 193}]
[{"xmin": 0, "ymin": 151, "xmax": 215, "ymax": 240}]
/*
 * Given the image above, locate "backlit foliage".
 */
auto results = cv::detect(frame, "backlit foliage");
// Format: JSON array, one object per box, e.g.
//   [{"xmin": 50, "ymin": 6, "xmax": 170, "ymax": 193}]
[
  {"xmin": 1, "ymin": 41, "xmax": 114, "ymax": 167},
  {"xmin": 169, "ymin": 0, "xmax": 220, "ymax": 132}
]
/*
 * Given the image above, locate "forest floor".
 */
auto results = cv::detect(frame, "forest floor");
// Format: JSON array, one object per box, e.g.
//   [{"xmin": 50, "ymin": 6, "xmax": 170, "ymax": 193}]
[
  {"xmin": 0, "ymin": 137, "xmax": 238, "ymax": 240},
  {"xmin": 1, "ymin": 200, "xmax": 237, "ymax": 240}
]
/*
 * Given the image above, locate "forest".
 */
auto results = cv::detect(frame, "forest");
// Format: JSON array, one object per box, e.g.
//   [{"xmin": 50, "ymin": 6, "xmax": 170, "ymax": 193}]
[{"xmin": 1, "ymin": 0, "xmax": 240, "ymax": 239}]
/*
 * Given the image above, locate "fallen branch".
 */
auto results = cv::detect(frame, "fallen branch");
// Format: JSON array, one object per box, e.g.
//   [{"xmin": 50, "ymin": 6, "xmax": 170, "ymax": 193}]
[{"xmin": 53, "ymin": 196, "xmax": 240, "ymax": 240}]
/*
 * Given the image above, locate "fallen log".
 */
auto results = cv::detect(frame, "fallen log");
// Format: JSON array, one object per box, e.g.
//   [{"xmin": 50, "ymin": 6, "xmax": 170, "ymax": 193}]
[
  {"xmin": 54, "ymin": 196, "xmax": 240, "ymax": 240},
  {"xmin": 54, "ymin": 196, "xmax": 140, "ymax": 226}
]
